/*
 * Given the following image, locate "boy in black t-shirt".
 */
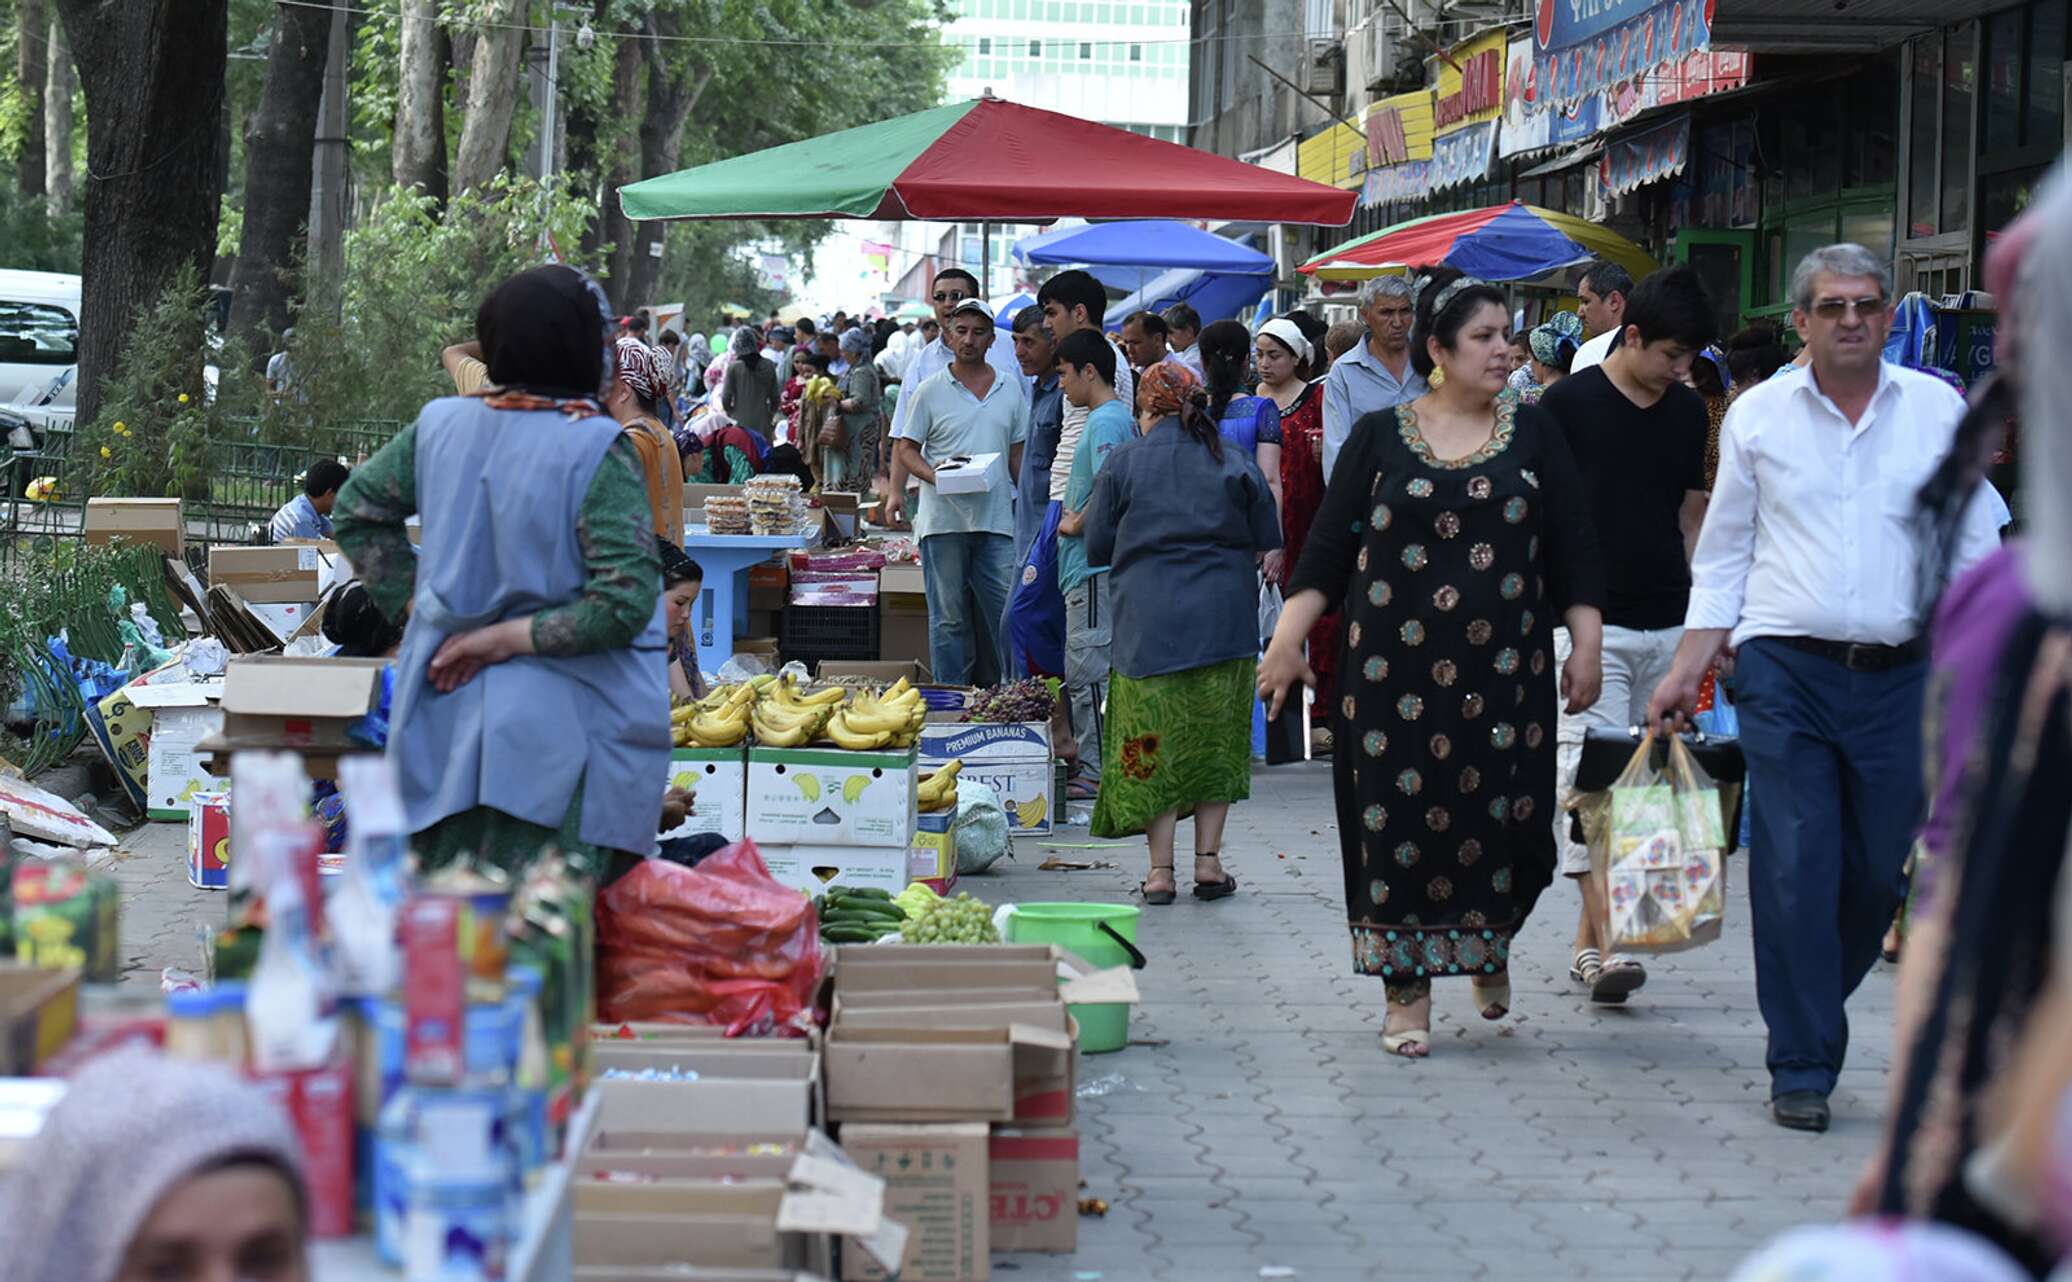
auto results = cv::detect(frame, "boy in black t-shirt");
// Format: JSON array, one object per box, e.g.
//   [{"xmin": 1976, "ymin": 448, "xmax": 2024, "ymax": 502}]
[{"xmin": 1537, "ymin": 264, "xmax": 1717, "ymax": 1006}]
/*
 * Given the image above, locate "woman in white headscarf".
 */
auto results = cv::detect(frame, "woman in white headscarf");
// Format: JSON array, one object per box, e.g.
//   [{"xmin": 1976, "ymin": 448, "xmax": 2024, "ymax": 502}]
[
  {"xmin": 3, "ymin": 1049, "xmax": 310, "ymax": 1282},
  {"xmin": 830, "ymin": 326, "xmax": 881, "ymax": 487}
]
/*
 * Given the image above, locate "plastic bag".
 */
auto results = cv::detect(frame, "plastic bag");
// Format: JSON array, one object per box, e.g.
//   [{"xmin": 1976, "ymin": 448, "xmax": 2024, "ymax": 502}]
[
  {"xmin": 1596, "ymin": 731, "xmax": 1728, "ymax": 953},
  {"xmin": 950, "ymin": 779, "xmax": 1012, "ymax": 875},
  {"xmin": 595, "ymin": 839, "xmax": 822, "ymax": 1035},
  {"xmin": 1257, "ymin": 577, "xmax": 1283, "ymax": 651}
]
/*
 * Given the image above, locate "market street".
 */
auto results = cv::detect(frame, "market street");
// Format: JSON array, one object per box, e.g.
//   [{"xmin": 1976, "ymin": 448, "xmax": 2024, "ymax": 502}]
[{"xmin": 108, "ymin": 758, "xmax": 1886, "ymax": 1281}]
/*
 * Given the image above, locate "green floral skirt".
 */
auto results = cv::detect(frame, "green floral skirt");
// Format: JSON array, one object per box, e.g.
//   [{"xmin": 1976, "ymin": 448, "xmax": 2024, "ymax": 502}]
[
  {"xmin": 1091, "ymin": 657, "xmax": 1255, "ymax": 838},
  {"xmin": 416, "ymin": 794, "xmax": 615, "ymax": 880}
]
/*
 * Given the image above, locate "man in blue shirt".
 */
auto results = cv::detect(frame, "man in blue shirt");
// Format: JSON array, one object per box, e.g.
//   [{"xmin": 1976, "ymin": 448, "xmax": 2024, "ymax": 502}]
[
  {"xmin": 269, "ymin": 458, "xmax": 349, "ymax": 543},
  {"xmin": 893, "ymin": 299, "xmax": 1029, "ymax": 687},
  {"xmin": 1008, "ymin": 307, "xmax": 1064, "ymax": 571},
  {"xmin": 1321, "ymin": 274, "xmax": 1427, "ymax": 482},
  {"xmin": 1054, "ymin": 329, "xmax": 1132, "ymax": 800}
]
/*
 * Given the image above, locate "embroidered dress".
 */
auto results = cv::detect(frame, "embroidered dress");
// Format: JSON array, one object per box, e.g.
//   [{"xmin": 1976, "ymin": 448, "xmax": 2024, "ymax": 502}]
[{"xmin": 1286, "ymin": 396, "xmax": 1604, "ymax": 989}]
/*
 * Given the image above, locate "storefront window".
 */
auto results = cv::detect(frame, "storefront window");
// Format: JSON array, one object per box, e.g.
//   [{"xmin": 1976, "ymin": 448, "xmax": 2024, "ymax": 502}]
[
  {"xmin": 1980, "ymin": 165, "xmax": 2045, "ymax": 242},
  {"xmin": 1984, "ymin": 7, "xmax": 2023, "ymax": 153},
  {"xmin": 1782, "ymin": 214, "xmax": 1833, "ymax": 296},
  {"xmin": 1941, "ymin": 24, "xmax": 1975, "ymax": 234},
  {"xmin": 1840, "ymin": 206, "xmax": 1895, "ymax": 266},
  {"xmin": 1909, "ymin": 37, "xmax": 1941, "ymax": 237},
  {"xmin": 2029, "ymin": 0, "xmax": 2065, "ymax": 146},
  {"xmin": 1845, "ymin": 57, "xmax": 1899, "ymax": 189}
]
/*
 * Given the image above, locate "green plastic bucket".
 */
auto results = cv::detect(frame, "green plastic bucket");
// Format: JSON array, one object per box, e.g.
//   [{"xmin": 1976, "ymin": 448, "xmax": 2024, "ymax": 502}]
[{"xmin": 997, "ymin": 902, "xmax": 1144, "ymax": 1054}]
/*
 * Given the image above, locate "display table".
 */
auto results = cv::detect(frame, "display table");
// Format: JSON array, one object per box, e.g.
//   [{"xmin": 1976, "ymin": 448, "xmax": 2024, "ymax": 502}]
[
  {"xmin": 313, "ymin": 1090, "xmax": 599, "ymax": 1282},
  {"xmin": 681, "ymin": 525, "xmax": 817, "ymax": 673}
]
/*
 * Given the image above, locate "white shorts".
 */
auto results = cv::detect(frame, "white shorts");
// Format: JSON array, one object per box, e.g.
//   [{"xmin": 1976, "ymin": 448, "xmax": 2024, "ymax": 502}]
[{"xmin": 1554, "ymin": 624, "xmax": 1683, "ymax": 876}]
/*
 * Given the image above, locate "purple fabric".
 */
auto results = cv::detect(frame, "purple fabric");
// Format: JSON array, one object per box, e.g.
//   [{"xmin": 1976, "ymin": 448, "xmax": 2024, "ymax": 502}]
[{"xmin": 1919, "ymin": 545, "xmax": 2030, "ymax": 873}]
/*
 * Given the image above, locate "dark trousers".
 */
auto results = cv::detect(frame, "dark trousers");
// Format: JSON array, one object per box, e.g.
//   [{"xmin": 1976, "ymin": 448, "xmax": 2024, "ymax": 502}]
[{"xmin": 1734, "ymin": 638, "xmax": 1925, "ymax": 1099}]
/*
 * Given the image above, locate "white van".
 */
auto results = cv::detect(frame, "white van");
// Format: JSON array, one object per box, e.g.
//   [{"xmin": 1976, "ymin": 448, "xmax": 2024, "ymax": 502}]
[{"xmin": 0, "ymin": 269, "xmax": 81, "ymax": 431}]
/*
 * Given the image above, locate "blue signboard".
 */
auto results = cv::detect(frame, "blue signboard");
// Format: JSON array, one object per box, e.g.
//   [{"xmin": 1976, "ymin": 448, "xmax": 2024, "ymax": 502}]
[
  {"xmin": 1430, "ymin": 122, "xmax": 1498, "ymax": 192},
  {"xmin": 1534, "ymin": 0, "xmax": 1711, "ymax": 104}
]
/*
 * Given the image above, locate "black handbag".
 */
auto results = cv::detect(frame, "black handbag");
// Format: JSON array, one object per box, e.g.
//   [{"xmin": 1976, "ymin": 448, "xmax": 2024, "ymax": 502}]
[{"xmin": 1570, "ymin": 726, "xmax": 1747, "ymax": 853}]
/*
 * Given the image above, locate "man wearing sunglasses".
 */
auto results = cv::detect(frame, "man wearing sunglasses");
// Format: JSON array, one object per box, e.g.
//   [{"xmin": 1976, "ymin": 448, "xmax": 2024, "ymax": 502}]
[
  {"xmin": 1648, "ymin": 243, "xmax": 2004, "ymax": 1136},
  {"xmin": 885, "ymin": 268, "xmax": 1023, "ymax": 526}
]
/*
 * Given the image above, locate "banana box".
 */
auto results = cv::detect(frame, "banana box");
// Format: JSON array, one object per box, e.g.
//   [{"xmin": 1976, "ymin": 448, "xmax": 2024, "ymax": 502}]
[
  {"xmin": 661, "ymin": 748, "xmax": 746, "ymax": 842},
  {"xmin": 759, "ymin": 843, "xmax": 909, "ymax": 896},
  {"xmin": 745, "ymin": 745, "xmax": 918, "ymax": 849},
  {"xmin": 186, "ymin": 792, "xmax": 232, "ymax": 889},
  {"xmin": 920, "ymin": 723, "xmax": 1053, "ymax": 836}
]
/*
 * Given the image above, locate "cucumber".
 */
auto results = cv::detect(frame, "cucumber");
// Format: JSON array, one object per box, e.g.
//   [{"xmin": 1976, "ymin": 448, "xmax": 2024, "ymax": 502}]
[
  {"xmin": 839, "ymin": 887, "xmax": 896, "ymax": 901},
  {"xmin": 822, "ymin": 925, "xmax": 882, "ymax": 943},
  {"xmin": 840, "ymin": 903, "xmax": 906, "ymax": 920},
  {"xmin": 820, "ymin": 911, "xmax": 890, "ymax": 927}
]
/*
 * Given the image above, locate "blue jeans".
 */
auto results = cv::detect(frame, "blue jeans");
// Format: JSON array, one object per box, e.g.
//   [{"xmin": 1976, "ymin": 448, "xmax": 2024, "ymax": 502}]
[
  {"xmin": 1734, "ymin": 638, "xmax": 1925, "ymax": 1099},
  {"xmin": 921, "ymin": 531, "xmax": 1014, "ymax": 687}
]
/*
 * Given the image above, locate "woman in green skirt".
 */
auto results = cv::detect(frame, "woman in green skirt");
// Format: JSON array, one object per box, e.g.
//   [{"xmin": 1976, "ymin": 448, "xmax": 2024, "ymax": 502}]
[{"xmin": 1084, "ymin": 362, "xmax": 1283, "ymax": 903}]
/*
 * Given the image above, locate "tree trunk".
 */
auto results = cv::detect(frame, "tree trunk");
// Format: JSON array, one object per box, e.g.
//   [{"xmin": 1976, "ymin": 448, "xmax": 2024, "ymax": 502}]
[
  {"xmin": 225, "ymin": 1, "xmax": 331, "ymax": 361},
  {"xmin": 597, "ymin": 29, "xmax": 648, "ymax": 303},
  {"xmin": 451, "ymin": 0, "xmax": 526, "ymax": 194},
  {"xmin": 562, "ymin": 0, "xmax": 613, "ymax": 246},
  {"xmin": 16, "ymin": 0, "xmax": 47, "ymax": 196},
  {"xmin": 624, "ymin": 41, "xmax": 711, "ymax": 309},
  {"xmin": 43, "ymin": 15, "xmax": 74, "ymax": 213},
  {"xmin": 52, "ymin": 0, "xmax": 229, "ymax": 426},
  {"xmin": 391, "ymin": 0, "xmax": 447, "ymax": 201}
]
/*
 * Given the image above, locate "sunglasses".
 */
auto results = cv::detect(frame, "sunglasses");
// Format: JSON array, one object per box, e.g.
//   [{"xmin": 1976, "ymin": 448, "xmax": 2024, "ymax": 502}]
[
  {"xmin": 1810, "ymin": 296, "xmax": 1888, "ymax": 320},
  {"xmin": 933, "ymin": 291, "xmax": 973, "ymax": 303}
]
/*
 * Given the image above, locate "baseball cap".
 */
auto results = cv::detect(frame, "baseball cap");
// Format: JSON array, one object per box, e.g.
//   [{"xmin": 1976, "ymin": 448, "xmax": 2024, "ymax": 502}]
[{"xmin": 948, "ymin": 298, "xmax": 994, "ymax": 324}]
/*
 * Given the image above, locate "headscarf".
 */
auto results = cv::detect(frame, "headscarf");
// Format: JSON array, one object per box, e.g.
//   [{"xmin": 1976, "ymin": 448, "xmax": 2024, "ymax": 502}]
[
  {"xmin": 1257, "ymin": 318, "xmax": 1313, "ymax": 372},
  {"xmin": 3, "ymin": 1048, "xmax": 307, "ymax": 1282},
  {"xmin": 614, "ymin": 335, "xmax": 664, "ymax": 405},
  {"xmin": 1528, "ymin": 311, "xmax": 1584, "ymax": 366},
  {"xmin": 1136, "ymin": 360, "xmax": 1201, "ymax": 419},
  {"xmin": 839, "ymin": 326, "xmax": 870, "ymax": 358},
  {"xmin": 684, "ymin": 332, "xmax": 712, "ymax": 376},
  {"xmin": 730, "ymin": 325, "xmax": 764, "ymax": 365},
  {"xmin": 473, "ymin": 264, "xmax": 614, "ymax": 400}
]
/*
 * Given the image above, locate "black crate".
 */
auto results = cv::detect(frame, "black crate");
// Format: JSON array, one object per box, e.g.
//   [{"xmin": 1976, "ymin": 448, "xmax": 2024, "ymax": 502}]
[{"xmin": 780, "ymin": 603, "xmax": 880, "ymax": 665}]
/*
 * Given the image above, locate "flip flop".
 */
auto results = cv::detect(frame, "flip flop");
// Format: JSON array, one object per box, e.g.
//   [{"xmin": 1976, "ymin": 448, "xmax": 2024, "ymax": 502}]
[{"xmin": 1192, "ymin": 875, "xmax": 1238, "ymax": 901}]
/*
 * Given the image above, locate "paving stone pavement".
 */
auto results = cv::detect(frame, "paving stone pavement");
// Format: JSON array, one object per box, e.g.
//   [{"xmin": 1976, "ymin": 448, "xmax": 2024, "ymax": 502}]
[{"xmin": 108, "ymin": 759, "xmax": 1892, "ymax": 1281}]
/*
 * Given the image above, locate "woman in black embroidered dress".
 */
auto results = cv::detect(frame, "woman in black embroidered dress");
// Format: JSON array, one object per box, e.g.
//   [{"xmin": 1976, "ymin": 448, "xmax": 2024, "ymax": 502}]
[{"xmin": 1260, "ymin": 268, "xmax": 1606, "ymax": 1058}]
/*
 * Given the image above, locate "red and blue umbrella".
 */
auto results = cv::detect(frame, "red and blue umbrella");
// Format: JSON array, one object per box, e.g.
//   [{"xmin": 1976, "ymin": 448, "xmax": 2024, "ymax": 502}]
[{"xmin": 1298, "ymin": 201, "xmax": 1654, "ymax": 283}]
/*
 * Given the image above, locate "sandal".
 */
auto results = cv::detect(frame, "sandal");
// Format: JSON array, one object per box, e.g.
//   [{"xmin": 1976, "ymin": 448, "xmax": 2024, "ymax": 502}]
[
  {"xmin": 1590, "ymin": 956, "xmax": 1647, "ymax": 1004},
  {"xmin": 1190, "ymin": 853, "xmax": 1237, "ymax": 901},
  {"xmin": 1382, "ymin": 988, "xmax": 1431, "ymax": 1058},
  {"xmin": 1472, "ymin": 975, "xmax": 1511, "ymax": 1021},
  {"xmin": 1139, "ymin": 866, "xmax": 1177, "ymax": 905},
  {"xmin": 1066, "ymin": 779, "xmax": 1100, "ymax": 801},
  {"xmin": 1569, "ymin": 947, "xmax": 1602, "ymax": 987}
]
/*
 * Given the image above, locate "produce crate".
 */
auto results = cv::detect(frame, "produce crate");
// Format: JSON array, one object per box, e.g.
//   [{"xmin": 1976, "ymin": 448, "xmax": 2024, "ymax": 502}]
[{"xmin": 781, "ymin": 603, "xmax": 880, "ymax": 667}]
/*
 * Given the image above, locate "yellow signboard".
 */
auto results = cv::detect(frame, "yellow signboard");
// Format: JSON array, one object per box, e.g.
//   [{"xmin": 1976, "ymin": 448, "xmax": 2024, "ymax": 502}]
[
  {"xmin": 1362, "ymin": 90, "xmax": 1435, "ymax": 168},
  {"xmin": 1296, "ymin": 121, "xmax": 1368, "ymax": 191},
  {"xmin": 1432, "ymin": 29, "xmax": 1506, "ymax": 134}
]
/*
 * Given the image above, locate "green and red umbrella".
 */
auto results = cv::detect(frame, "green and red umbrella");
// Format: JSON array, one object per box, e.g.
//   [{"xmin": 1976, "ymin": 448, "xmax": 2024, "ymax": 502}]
[{"xmin": 620, "ymin": 96, "xmax": 1357, "ymax": 226}]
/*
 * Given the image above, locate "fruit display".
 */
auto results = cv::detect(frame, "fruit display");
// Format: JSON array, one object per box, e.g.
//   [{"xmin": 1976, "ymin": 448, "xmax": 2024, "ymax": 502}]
[
  {"xmin": 750, "ymin": 676, "xmax": 846, "ymax": 747},
  {"xmin": 963, "ymin": 678, "xmax": 1058, "ymax": 724},
  {"xmin": 816, "ymin": 886, "xmax": 906, "ymax": 944},
  {"xmin": 670, "ymin": 682, "xmax": 757, "ymax": 747},
  {"xmin": 899, "ymin": 891, "xmax": 1001, "ymax": 944},
  {"xmin": 917, "ymin": 759, "xmax": 962, "ymax": 814},
  {"xmin": 824, "ymin": 677, "xmax": 927, "ymax": 752}
]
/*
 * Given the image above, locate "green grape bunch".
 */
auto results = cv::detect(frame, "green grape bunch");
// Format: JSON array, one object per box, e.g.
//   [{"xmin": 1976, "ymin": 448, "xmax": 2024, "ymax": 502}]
[{"xmin": 900, "ymin": 891, "xmax": 1001, "ymax": 944}]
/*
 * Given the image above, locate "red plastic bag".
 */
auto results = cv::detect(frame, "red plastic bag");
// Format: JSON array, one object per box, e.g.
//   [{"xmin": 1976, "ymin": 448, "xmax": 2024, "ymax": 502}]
[{"xmin": 595, "ymin": 840, "xmax": 823, "ymax": 1035}]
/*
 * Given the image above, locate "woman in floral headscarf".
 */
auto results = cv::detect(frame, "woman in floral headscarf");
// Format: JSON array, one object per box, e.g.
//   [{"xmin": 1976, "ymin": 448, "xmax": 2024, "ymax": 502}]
[
  {"xmin": 1084, "ymin": 360, "xmax": 1282, "ymax": 905},
  {"xmin": 1509, "ymin": 311, "xmax": 1584, "ymax": 405},
  {"xmin": 606, "ymin": 334, "xmax": 685, "ymax": 545}
]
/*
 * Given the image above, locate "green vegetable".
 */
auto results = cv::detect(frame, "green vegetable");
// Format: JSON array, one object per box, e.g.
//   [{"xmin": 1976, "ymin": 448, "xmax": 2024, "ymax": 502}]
[
  {"xmin": 822, "ymin": 925, "xmax": 883, "ymax": 943},
  {"xmin": 898, "ymin": 891, "xmax": 1001, "ymax": 945},
  {"xmin": 839, "ymin": 887, "xmax": 896, "ymax": 901}
]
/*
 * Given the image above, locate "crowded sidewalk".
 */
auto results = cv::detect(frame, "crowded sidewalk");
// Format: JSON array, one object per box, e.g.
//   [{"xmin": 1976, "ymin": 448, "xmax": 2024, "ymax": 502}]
[{"xmin": 106, "ymin": 757, "xmax": 1886, "ymax": 1281}]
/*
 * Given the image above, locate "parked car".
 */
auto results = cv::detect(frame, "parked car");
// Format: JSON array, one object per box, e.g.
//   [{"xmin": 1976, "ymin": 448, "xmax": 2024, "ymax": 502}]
[{"xmin": 0, "ymin": 269, "xmax": 80, "ymax": 435}]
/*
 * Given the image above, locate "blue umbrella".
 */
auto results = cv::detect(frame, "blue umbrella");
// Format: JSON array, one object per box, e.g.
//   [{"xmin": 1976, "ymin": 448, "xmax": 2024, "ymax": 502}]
[
  {"xmin": 993, "ymin": 292, "xmax": 1037, "ymax": 325},
  {"xmin": 1013, "ymin": 220, "xmax": 1275, "ymax": 275},
  {"xmin": 1103, "ymin": 267, "xmax": 1273, "ymax": 331}
]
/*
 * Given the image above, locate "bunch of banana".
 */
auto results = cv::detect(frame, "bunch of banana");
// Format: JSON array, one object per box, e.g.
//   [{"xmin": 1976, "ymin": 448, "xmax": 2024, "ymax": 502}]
[
  {"xmin": 917, "ymin": 758, "xmax": 962, "ymax": 813},
  {"xmin": 825, "ymin": 678, "xmax": 928, "ymax": 751},
  {"xmin": 751, "ymin": 679, "xmax": 842, "ymax": 747},
  {"xmin": 673, "ymin": 682, "xmax": 757, "ymax": 747}
]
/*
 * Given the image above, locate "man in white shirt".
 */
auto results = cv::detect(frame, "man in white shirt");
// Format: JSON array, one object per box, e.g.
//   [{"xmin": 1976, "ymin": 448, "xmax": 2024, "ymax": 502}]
[
  {"xmin": 884, "ymin": 268, "xmax": 1021, "ymax": 526},
  {"xmin": 1568, "ymin": 261, "xmax": 1634, "ymax": 374},
  {"xmin": 1036, "ymin": 270, "xmax": 1133, "ymax": 508},
  {"xmin": 894, "ymin": 299, "xmax": 1029, "ymax": 687},
  {"xmin": 1648, "ymin": 243, "xmax": 2003, "ymax": 1135},
  {"xmin": 1320, "ymin": 274, "xmax": 1426, "ymax": 481},
  {"xmin": 1161, "ymin": 303, "xmax": 1203, "ymax": 377}
]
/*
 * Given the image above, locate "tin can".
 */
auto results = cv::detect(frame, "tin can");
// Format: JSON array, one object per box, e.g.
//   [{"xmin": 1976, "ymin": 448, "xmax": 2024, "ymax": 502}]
[
  {"xmin": 421, "ymin": 873, "xmax": 512, "ymax": 1003},
  {"xmin": 404, "ymin": 1174, "xmax": 510, "ymax": 1282}
]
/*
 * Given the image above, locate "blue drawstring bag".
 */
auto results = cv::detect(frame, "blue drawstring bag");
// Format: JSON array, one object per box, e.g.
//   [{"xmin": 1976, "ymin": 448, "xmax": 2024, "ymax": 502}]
[{"xmin": 1006, "ymin": 501, "xmax": 1065, "ymax": 679}]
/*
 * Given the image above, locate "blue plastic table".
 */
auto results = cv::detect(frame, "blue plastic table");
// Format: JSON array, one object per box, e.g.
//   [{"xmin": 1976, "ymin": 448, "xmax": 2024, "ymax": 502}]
[{"xmin": 681, "ymin": 525, "xmax": 818, "ymax": 674}]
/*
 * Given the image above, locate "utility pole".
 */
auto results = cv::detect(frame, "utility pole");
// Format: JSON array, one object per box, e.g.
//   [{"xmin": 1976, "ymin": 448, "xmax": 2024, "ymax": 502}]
[{"xmin": 307, "ymin": 2, "xmax": 350, "ymax": 310}]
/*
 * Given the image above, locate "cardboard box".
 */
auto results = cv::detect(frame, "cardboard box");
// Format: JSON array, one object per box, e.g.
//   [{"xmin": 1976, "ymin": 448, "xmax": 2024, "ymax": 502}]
[
  {"xmin": 759, "ymin": 844, "xmax": 908, "ymax": 897},
  {"xmin": 593, "ymin": 1072, "xmax": 816, "ymax": 1137},
  {"xmin": 208, "ymin": 655, "xmax": 386, "ymax": 751},
  {"xmin": 186, "ymin": 791, "xmax": 231, "ymax": 889},
  {"xmin": 919, "ymin": 721, "xmax": 1053, "ymax": 835},
  {"xmin": 877, "ymin": 563, "xmax": 926, "ymax": 598},
  {"xmin": 576, "ymin": 1271, "xmax": 831, "ymax": 1282},
  {"xmin": 818, "ymin": 492, "xmax": 862, "ymax": 542},
  {"xmin": 664, "ymin": 747, "xmax": 747, "ymax": 842},
  {"xmin": 906, "ymin": 807, "xmax": 956, "ymax": 893},
  {"xmin": 208, "ymin": 545, "xmax": 322, "ymax": 604},
  {"xmin": 140, "ymin": 690, "xmax": 224, "ymax": 820},
  {"xmin": 0, "ymin": 966, "xmax": 80, "ymax": 1075},
  {"xmin": 839, "ymin": 1123, "xmax": 988, "ymax": 1282},
  {"xmin": 815, "ymin": 660, "xmax": 931, "ymax": 684},
  {"xmin": 990, "ymin": 1128, "xmax": 1079, "ymax": 1253},
  {"xmin": 927, "ymin": 452, "xmax": 1001, "ymax": 496},
  {"xmin": 83, "ymin": 684, "xmax": 152, "ymax": 812},
  {"xmin": 745, "ymin": 746, "xmax": 917, "ymax": 849},
  {"xmin": 823, "ymin": 1017, "xmax": 1074, "ymax": 1125},
  {"xmin": 878, "ymin": 607, "xmax": 928, "ymax": 667},
  {"xmin": 84, "ymin": 496, "xmax": 184, "ymax": 556}
]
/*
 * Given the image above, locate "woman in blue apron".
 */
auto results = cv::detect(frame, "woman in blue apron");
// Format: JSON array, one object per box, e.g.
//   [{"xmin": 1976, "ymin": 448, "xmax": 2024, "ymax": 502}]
[{"xmin": 334, "ymin": 265, "xmax": 669, "ymax": 876}]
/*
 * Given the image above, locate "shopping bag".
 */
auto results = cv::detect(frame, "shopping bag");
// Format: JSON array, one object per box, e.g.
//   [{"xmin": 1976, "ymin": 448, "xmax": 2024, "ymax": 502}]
[
  {"xmin": 1592, "ymin": 731, "xmax": 1729, "ymax": 954},
  {"xmin": 1005, "ymin": 500, "xmax": 1065, "ymax": 679},
  {"xmin": 1257, "ymin": 577, "xmax": 1284, "ymax": 651}
]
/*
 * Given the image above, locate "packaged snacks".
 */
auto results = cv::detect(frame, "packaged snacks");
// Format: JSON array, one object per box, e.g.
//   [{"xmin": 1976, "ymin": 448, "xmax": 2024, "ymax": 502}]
[{"xmin": 1596, "ymin": 732, "xmax": 1729, "ymax": 954}]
